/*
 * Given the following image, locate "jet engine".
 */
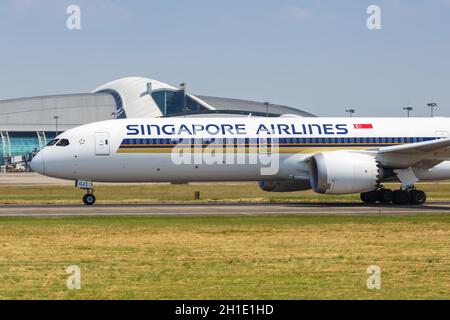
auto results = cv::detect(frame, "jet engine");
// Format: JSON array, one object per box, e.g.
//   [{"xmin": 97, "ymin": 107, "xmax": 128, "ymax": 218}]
[
  {"xmin": 259, "ymin": 180, "xmax": 311, "ymax": 192},
  {"xmin": 309, "ymin": 151, "xmax": 381, "ymax": 194}
]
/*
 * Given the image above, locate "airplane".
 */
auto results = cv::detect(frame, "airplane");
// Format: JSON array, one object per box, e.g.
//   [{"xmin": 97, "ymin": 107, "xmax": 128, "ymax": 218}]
[{"xmin": 30, "ymin": 117, "xmax": 450, "ymax": 205}]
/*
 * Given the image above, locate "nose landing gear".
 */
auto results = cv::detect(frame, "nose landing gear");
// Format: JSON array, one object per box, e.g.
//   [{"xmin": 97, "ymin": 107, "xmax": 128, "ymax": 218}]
[
  {"xmin": 82, "ymin": 190, "xmax": 96, "ymax": 206},
  {"xmin": 76, "ymin": 180, "xmax": 96, "ymax": 206}
]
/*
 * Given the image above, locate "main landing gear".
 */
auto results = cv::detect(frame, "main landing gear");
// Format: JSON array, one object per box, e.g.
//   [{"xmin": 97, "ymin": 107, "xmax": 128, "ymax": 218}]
[
  {"xmin": 76, "ymin": 180, "xmax": 96, "ymax": 206},
  {"xmin": 360, "ymin": 187, "xmax": 426, "ymax": 205}
]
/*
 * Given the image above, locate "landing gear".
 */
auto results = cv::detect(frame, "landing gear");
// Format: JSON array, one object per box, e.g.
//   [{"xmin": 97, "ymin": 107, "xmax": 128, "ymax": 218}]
[
  {"xmin": 393, "ymin": 189, "xmax": 411, "ymax": 205},
  {"xmin": 76, "ymin": 180, "xmax": 96, "ymax": 206},
  {"xmin": 360, "ymin": 187, "xmax": 393, "ymax": 204},
  {"xmin": 378, "ymin": 188, "xmax": 394, "ymax": 203},
  {"xmin": 360, "ymin": 190, "xmax": 378, "ymax": 203},
  {"xmin": 410, "ymin": 189, "xmax": 427, "ymax": 205},
  {"xmin": 83, "ymin": 193, "xmax": 96, "ymax": 206},
  {"xmin": 361, "ymin": 186, "xmax": 426, "ymax": 205}
]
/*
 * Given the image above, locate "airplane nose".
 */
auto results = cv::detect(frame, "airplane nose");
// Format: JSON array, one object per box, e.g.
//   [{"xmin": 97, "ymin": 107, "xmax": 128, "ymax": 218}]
[{"xmin": 30, "ymin": 150, "xmax": 45, "ymax": 174}]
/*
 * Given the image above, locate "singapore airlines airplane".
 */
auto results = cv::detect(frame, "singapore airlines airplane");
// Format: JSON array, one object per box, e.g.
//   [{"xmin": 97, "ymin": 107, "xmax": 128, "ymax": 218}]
[{"xmin": 30, "ymin": 117, "xmax": 450, "ymax": 205}]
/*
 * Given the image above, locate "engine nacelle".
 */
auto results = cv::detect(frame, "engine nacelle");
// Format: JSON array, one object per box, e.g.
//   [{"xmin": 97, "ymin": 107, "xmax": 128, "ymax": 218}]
[
  {"xmin": 259, "ymin": 180, "xmax": 311, "ymax": 192},
  {"xmin": 309, "ymin": 151, "xmax": 381, "ymax": 194}
]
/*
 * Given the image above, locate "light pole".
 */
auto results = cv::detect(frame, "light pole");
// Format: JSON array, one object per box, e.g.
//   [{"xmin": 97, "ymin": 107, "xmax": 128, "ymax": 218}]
[
  {"xmin": 180, "ymin": 82, "xmax": 187, "ymax": 114},
  {"xmin": 53, "ymin": 116, "xmax": 60, "ymax": 137},
  {"xmin": 427, "ymin": 103, "xmax": 437, "ymax": 117},
  {"xmin": 264, "ymin": 102, "xmax": 270, "ymax": 117},
  {"xmin": 403, "ymin": 107, "xmax": 413, "ymax": 118},
  {"xmin": 345, "ymin": 109, "xmax": 355, "ymax": 117}
]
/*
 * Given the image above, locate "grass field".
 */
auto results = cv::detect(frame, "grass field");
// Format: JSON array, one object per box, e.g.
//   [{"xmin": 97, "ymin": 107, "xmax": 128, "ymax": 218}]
[
  {"xmin": 0, "ymin": 215, "xmax": 450, "ymax": 299},
  {"xmin": 1, "ymin": 182, "xmax": 450, "ymax": 204},
  {"xmin": 0, "ymin": 183, "xmax": 450, "ymax": 299}
]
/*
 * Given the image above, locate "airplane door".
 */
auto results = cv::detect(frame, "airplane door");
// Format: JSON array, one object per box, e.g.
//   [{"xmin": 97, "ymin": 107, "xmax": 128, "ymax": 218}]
[{"xmin": 95, "ymin": 132, "xmax": 110, "ymax": 155}]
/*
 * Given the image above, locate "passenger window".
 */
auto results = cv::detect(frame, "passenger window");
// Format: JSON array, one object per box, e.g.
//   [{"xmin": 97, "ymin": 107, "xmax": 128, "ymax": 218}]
[
  {"xmin": 46, "ymin": 139, "xmax": 59, "ymax": 146},
  {"xmin": 56, "ymin": 139, "xmax": 70, "ymax": 147}
]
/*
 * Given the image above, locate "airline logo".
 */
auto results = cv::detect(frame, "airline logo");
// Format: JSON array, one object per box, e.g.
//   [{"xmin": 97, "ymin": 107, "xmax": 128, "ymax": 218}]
[
  {"xmin": 126, "ymin": 123, "xmax": 349, "ymax": 137},
  {"xmin": 353, "ymin": 124, "xmax": 373, "ymax": 129}
]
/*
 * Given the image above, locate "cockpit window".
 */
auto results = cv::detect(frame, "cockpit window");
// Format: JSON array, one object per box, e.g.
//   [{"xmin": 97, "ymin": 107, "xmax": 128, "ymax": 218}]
[
  {"xmin": 56, "ymin": 139, "xmax": 70, "ymax": 147},
  {"xmin": 46, "ymin": 139, "xmax": 59, "ymax": 146}
]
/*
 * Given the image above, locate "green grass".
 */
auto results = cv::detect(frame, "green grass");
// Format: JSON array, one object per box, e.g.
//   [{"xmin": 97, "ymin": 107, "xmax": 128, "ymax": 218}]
[
  {"xmin": 0, "ymin": 215, "xmax": 449, "ymax": 299},
  {"xmin": 0, "ymin": 182, "xmax": 449, "ymax": 204}
]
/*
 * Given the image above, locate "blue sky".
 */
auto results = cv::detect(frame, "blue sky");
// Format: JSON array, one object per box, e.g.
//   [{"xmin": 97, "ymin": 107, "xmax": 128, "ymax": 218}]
[{"xmin": 0, "ymin": 0, "xmax": 449, "ymax": 117}]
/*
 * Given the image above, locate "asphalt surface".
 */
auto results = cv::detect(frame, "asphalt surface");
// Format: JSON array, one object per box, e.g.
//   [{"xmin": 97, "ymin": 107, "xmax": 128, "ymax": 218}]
[{"xmin": 1, "ymin": 202, "xmax": 450, "ymax": 217}]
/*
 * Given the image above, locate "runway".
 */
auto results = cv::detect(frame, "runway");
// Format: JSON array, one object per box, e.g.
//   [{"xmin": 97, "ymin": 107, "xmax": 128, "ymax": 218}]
[{"xmin": 1, "ymin": 202, "xmax": 450, "ymax": 217}]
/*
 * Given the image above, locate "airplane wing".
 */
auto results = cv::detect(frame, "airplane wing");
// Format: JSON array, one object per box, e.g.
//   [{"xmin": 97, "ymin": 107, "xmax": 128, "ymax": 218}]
[
  {"xmin": 375, "ymin": 137, "xmax": 450, "ymax": 169},
  {"xmin": 378, "ymin": 137, "xmax": 450, "ymax": 154}
]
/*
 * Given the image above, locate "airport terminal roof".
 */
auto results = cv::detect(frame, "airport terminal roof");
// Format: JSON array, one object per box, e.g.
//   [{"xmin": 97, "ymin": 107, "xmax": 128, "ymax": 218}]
[
  {"xmin": 0, "ymin": 77, "xmax": 314, "ymax": 132},
  {"xmin": 195, "ymin": 95, "xmax": 315, "ymax": 117},
  {"xmin": 0, "ymin": 93, "xmax": 116, "ymax": 132},
  {"xmin": 94, "ymin": 77, "xmax": 314, "ymax": 118}
]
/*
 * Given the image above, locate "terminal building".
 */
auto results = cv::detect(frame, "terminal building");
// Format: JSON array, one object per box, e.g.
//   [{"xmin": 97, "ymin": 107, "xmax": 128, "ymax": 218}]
[{"xmin": 0, "ymin": 77, "xmax": 314, "ymax": 170}]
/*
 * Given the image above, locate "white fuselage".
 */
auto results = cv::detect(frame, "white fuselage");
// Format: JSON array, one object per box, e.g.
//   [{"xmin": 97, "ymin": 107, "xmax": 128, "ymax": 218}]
[{"xmin": 31, "ymin": 117, "xmax": 450, "ymax": 185}]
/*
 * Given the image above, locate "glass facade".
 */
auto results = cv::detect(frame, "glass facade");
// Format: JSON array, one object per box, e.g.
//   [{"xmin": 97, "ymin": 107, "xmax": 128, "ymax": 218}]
[
  {"xmin": 0, "ymin": 132, "xmax": 56, "ymax": 166},
  {"xmin": 151, "ymin": 90, "xmax": 209, "ymax": 116}
]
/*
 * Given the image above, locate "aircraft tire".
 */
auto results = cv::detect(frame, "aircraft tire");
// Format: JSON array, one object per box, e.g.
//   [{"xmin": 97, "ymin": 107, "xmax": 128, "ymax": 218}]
[
  {"xmin": 377, "ymin": 189, "xmax": 394, "ymax": 203},
  {"xmin": 393, "ymin": 190, "xmax": 411, "ymax": 205},
  {"xmin": 410, "ymin": 190, "xmax": 426, "ymax": 205},
  {"xmin": 360, "ymin": 190, "xmax": 378, "ymax": 203},
  {"xmin": 83, "ymin": 194, "xmax": 96, "ymax": 206}
]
